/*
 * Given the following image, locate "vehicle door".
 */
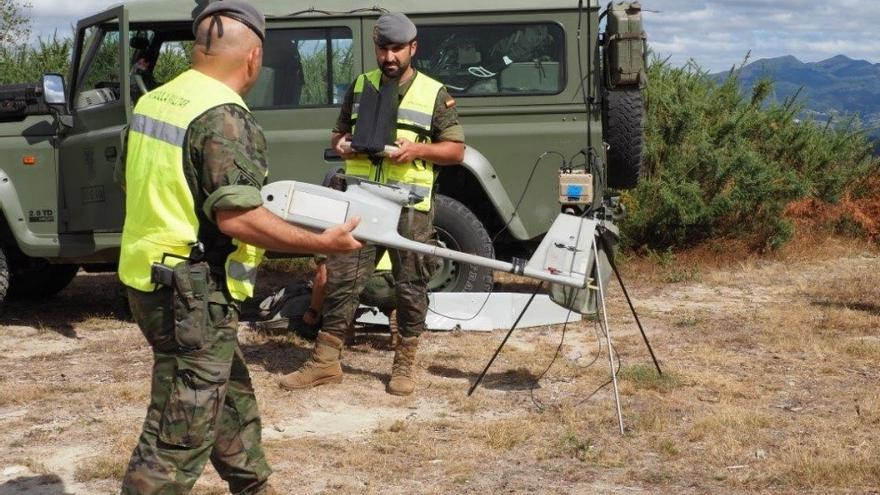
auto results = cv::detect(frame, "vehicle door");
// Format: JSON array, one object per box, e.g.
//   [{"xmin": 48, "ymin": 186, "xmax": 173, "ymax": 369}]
[
  {"xmin": 57, "ymin": 6, "xmax": 130, "ymax": 234},
  {"xmin": 247, "ymin": 18, "xmax": 362, "ymax": 184}
]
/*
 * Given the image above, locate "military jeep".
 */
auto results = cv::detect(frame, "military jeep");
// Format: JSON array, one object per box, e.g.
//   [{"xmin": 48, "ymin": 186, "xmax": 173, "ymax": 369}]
[{"xmin": 0, "ymin": 0, "xmax": 646, "ymax": 308}]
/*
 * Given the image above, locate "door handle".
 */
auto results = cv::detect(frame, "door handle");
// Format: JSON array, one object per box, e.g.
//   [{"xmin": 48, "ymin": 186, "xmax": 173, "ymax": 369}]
[{"xmin": 104, "ymin": 146, "xmax": 117, "ymax": 161}]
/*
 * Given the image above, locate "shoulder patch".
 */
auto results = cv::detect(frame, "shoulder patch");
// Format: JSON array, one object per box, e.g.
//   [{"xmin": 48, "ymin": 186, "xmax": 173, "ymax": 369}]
[{"xmin": 445, "ymin": 98, "xmax": 456, "ymax": 109}]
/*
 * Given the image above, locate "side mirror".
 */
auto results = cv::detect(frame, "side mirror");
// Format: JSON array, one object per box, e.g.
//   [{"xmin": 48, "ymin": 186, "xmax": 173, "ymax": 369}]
[
  {"xmin": 41, "ymin": 73, "xmax": 73, "ymax": 128},
  {"xmin": 41, "ymin": 73, "xmax": 67, "ymax": 106}
]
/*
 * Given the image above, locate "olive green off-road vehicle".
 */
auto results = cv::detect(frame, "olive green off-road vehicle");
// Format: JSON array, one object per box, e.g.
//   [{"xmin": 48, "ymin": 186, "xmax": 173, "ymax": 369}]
[{"xmin": 0, "ymin": 0, "xmax": 646, "ymax": 308}]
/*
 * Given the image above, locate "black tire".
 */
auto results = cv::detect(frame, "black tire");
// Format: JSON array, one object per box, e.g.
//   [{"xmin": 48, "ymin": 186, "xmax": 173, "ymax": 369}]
[
  {"xmin": 7, "ymin": 258, "xmax": 79, "ymax": 300},
  {"xmin": 430, "ymin": 194, "xmax": 494, "ymax": 292},
  {"xmin": 0, "ymin": 246, "xmax": 9, "ymax": 307},
  {"xmin": 603, "ymin": 88, "xmax": 645, "ymax": 190}
]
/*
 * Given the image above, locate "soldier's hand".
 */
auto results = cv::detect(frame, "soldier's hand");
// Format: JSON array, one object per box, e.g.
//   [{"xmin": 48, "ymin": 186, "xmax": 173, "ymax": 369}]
[
  {"xmin": 334, "ymin": 133, "xmax": 357, "ymax": 160},
  {"xmin": 388, "ymin": 137, "xmax": 420, "ymax": 164},
  {"xmin": 320, "ymin": 216, "xmax": 363, "ymax": 253},
  {"xmin": 303, "ymin": 308, "xmax": 319, "ymax": 326}
]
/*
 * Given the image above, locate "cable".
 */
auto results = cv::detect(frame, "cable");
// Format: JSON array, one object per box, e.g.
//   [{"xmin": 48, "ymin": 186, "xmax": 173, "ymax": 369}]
[
  {"xmin": 529, "ymin": 297, "xmax": 623, "ymax": 412},
  {"xmin": 284, "ymin": 7, "xmax": 386, "ymax": 17},
  {"xmin": 492, "ymin": 151, "xmax": 567, "ymax": 243},
  {"xmin": 424, "ymin": 150, "xmax": 566, "ymax": 323},
  {"xmin": 577, "ymin": 0, "xmax": 596, "ymax": 156},
  {"xmin": 467, "ymin": 282, "xmax": 545, "ymax": 396},
  {"xmin": 528, "ymin": 189, "xmax": 600, "ymax": 410},
  {"xmin": 574, "ymin": 313, "xmax": 622, "ymax": 408},
  {"xmin": 574, "ymin": 343, "xmax": 621, "ymax": 408},
  {"xmin": 574, "ymin": 316, "xmax": 604, "ymax": 370},
  {"xmin": 527, "ymin": 314, "xmax": 621, "ymax": 411},
  {"xmin": 426, "ymin": 0, "xmax": 600, "ymax": 323},
  {"xmin": 529, "ymin": 311, "xmax": 570, "ymax": 411}
]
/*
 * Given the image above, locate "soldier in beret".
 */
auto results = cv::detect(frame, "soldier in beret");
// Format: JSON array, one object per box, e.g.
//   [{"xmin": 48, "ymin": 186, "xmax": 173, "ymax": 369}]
[
  {"xmin": 279, "ymin": 12, "xmax": 465, "ymax": 396},
  {"xmin": 118, "ymin": 2, "xmax": 362, "ymax": 493}
]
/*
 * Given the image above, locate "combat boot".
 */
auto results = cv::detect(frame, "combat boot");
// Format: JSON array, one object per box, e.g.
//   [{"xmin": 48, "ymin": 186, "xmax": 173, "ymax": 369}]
[
  {"xmin": 278, "ymin": 331, "xmax": 343, "ymax": 390},
  {"xmin": 387, "ymin": 309, "xmax": 400, "ymax": 350},
  {"xmin": 387, "ymin": 335, "xmax": 418, "ymax": 396}
]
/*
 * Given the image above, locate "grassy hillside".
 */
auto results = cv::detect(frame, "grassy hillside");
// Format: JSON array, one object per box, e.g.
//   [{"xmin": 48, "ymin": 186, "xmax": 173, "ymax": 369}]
[{"xmin": 711, "ymin": 55, "xmax": 880, "ymax": 140}]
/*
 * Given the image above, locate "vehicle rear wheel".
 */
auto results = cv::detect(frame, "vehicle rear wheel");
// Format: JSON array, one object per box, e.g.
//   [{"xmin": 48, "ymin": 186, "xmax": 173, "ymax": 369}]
[
  {"xmin": 7, "ymin": 257, "xmax": 80, "ymax": 300},
  {"xmin": 602, "ymin": 88, "xmax": 645, "ymax": 189},
  {"xmin": 429, "ymin": 194, "xmax": 495, "ymax": 293}
]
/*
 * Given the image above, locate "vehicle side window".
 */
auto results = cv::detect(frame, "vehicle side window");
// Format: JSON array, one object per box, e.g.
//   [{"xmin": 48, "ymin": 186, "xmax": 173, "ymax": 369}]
[
  {"xmin": 248, "ymin": 27, "xmax": 353, "ymax": 109},
  {"xmin": 75, "ymin": 26, "xmax": 122, "ymax": 110},
  {"xmin": 414, "ymin": 23, "xmax": 565, "ymax": 96}
]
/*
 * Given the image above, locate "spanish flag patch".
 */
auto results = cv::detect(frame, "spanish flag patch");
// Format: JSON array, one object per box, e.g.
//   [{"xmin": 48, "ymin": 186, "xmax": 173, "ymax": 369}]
[{"xmin": 445, "ymin": 98, "xmax": 456, "ymax": 108}]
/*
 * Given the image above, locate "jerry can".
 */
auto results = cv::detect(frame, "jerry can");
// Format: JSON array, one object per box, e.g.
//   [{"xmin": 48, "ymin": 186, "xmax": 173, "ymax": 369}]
[{"xmin": 605, "ymin": 1, "xmax": 647, "ymax": 88}]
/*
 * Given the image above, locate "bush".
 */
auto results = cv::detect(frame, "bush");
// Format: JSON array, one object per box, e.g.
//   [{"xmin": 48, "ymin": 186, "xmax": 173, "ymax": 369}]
[
  {"xmin": 0, "ymin": 34, "xmax": 71, "ymax": 85},
  {"xmin": 622, "ymin": 58, "xmax": 879, "ymax": 251}
]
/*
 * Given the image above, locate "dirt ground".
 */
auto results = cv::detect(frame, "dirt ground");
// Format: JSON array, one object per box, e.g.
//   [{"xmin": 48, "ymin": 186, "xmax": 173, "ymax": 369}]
[{"xmin": 1, "ymin": 237, "xmax": 879, "ymax": 495}]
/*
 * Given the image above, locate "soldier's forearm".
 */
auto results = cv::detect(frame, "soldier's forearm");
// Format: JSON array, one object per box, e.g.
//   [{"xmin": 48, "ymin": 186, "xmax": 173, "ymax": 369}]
[
  {"xmin": 216, "ymin": 206, "xmax": 327, "ymax": 254},
  {"xmin": 417, "ymin": 141, "xmax": 465, "ymax": 165}
]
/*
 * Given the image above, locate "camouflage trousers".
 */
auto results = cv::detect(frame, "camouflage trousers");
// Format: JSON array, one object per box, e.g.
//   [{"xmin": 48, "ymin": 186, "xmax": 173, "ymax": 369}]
[
  {"xmin": 322, "ymin": 206, "xmax": 434, "ymax": 340},
  {"xmin": 121, "ymin": 286, "xmax": 271, "ymax": 495}
]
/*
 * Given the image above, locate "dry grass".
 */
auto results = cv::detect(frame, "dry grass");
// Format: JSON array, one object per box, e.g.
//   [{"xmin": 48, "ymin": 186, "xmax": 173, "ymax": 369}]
[
  {"xmin": 481, "ymin": 416, "xmax": 539, "ymax": 450},
  {"xmin": 73, "ymin": 422, "xmax": 139, "ymax": 482},
  {"xmin": 618, "ymin": 364, "xmax": 681, "ymax": 394},
  {"xmin": 774, "ymin": 445, "xmax": 880, "ymax": 490},
  {"xmin": 2, "ymin": 241, "xmax": 880, "ymax": 494}
]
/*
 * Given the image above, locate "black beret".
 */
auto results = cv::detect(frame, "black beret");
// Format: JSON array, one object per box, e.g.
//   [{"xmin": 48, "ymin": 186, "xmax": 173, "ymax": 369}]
[
  {"xmin": 193, "ymin": 0, "xmax": 266, "ymax": 41},
  {"xmin": 373, "ymin": 12, "xmax": 417, "ymax": 46}
]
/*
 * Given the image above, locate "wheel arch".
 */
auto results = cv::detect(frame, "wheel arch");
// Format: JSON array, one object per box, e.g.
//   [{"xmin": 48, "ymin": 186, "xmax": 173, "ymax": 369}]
[{"xmin": 435, "ymin": 146, "xmax": 531, "ymax": 242}]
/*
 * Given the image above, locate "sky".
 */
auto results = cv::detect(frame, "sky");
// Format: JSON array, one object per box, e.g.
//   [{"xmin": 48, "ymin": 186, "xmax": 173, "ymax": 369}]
[{"xmin": 22, "ymin": 0, "xmax": 880, "ymax": 72}]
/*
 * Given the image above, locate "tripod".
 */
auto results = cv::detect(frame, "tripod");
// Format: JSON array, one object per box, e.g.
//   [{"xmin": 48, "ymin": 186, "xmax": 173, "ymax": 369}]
[{"xmin": 468, "ymin": 224, "xmax": 662, "ymax": 435}]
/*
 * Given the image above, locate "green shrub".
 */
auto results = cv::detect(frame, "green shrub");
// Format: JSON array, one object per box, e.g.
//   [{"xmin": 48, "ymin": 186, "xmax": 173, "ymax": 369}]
[
  {"xmin": 0, "ymin": 34, "xmax": 72, "ymax": 85},
  {"xmin": 623, "ymin": 58, "xmax": 879, "ymax": 251}
]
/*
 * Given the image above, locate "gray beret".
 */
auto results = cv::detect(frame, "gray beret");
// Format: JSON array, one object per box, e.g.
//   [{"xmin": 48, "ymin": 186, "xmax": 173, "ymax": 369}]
[
  {"xmin": 373, "ymin": 12, "xmax": 417, "ymax": 46},
  {"xmin": 193, "ymin": 0, "xmax": 266, "ymax": 41}
]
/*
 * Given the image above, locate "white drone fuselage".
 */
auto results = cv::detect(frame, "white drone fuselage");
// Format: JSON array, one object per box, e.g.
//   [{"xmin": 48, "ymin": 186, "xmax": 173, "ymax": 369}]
[{"xmin": 260, "ymin": 178, "xmax": 597, "ymax": 290}]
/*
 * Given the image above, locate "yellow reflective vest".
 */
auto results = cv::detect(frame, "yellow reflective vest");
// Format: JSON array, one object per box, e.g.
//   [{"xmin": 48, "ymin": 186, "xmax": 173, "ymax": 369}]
[
  {"xmin": 119, "ymin": 69, "xmax": 265, "ymax": 302},
  {"xmin": 346, "ymin": 70, "xmax": 444, "ymax": 212}
]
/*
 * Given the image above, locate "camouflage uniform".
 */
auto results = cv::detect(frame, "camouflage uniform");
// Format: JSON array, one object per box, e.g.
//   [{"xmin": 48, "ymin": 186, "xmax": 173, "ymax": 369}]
[
  {"xmin": 324, "ymin": 70, "xmax": 464, "ymax": 341},
  {"xmin": 120, "ymin": 104, "xmax": 272, "ymax": 495}
]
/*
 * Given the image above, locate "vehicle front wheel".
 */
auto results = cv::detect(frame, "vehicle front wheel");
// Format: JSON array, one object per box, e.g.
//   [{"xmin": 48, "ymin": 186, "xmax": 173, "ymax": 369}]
[
  {"xmin": 7, "ymin": 257, "xmax": 80, "ymax": 300},
  {"xmin": 429, "ymin": 194, "xmax": 495, "ymax": 293}
]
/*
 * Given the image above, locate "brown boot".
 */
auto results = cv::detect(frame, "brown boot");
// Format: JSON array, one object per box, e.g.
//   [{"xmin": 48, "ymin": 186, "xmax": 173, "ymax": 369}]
[
  {"xmin": 387, "ymin": 335, "xmax": 418, "ymax": 396},
  {"xmin": 387, "ymin": 309, "xmax": 400, "ymax": 350},
  {"xmin": 278, "ymin": 331, "xmax": 343, "ymax": 390}
]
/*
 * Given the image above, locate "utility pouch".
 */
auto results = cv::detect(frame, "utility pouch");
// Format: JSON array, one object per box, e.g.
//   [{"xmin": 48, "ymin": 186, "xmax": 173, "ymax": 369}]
[
  {"xmin": 171, "ymin": 261, "xmax": 213, "ymax": 350},
  {"xmin": 159, "ymin": 358, "xmax": 230, "ymax": 447},
  {"xmin": 150, "ymin": 262, "xmax": 174, "ymax": 287}
]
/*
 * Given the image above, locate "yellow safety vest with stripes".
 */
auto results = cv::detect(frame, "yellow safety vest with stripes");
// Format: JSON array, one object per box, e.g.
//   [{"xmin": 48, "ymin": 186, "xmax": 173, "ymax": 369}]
[
  {"xmin": 346, "ymin": 69, "xmax": 443, "ymax": 212},
  {"xmin": 119, "ymin": 69, "xmax": 265, "ymax": 302}
]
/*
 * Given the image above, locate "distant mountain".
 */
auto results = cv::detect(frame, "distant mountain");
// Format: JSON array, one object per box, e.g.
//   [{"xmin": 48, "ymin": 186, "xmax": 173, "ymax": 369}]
[{"xmin": 711, "ymin": 55, "xmax": 880, "ymax": 141}]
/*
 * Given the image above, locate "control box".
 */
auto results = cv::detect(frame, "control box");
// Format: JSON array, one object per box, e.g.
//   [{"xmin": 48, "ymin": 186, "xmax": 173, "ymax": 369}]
[{"xmin": 559, "ymin": 170, "xmax": 593, "ymax": 206}]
